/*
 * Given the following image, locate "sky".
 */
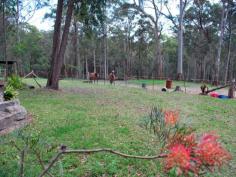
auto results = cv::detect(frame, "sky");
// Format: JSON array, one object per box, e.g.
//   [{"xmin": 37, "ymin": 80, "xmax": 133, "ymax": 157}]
[
  {"xmin": 23, "ymin": 0, "xmax": 57, "ymax": 31},
  {"xmin": 25, "ymin": 0, "xmax": 219, "ymax": 32},
  {"xmin": 23, "ymin": 0, "xmax": 180, "ymax": 32}
]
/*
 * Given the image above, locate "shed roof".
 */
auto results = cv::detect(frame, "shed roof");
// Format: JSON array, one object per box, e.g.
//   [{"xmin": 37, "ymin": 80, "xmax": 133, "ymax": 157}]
[{"xmin": 0, "ymin": 61, "xmax": 17, "ymax": 65}]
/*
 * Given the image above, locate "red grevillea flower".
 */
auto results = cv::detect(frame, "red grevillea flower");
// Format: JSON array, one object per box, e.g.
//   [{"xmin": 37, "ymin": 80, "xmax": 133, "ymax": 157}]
[
  {"xmin": 167, "ymin": 133, "xmax": 197, "ymax": 150},
  {"xmin": 165, "ymin": 144, "xmax": 191, "ymax": 173},
  {"xmin": 183, "ymin": 133, "xmax": 197, "ymax": 148},
  {"xmin": 194, "ymin": 133, "xmax": 232, "ymax": 168},
  {"xmin": 164, "ymin": 111, "xmax": 179, "ymax": 126}
]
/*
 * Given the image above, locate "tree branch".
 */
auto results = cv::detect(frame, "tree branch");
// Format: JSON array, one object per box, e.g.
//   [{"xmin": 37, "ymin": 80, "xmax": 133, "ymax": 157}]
[
  {"xmin": 122, "ymin": 3, "xmax": 156, "ymax": 25},
  {"xmin": 34, "ymin": 150, "xmax": 54, "ymax": 177},
  {"xmin": 39, "ymin": 147, "xmax": 167, "ymax": 177},
  {"xmin": 162, "ymin": 3, "xmax": 178, "ymax": 29}
]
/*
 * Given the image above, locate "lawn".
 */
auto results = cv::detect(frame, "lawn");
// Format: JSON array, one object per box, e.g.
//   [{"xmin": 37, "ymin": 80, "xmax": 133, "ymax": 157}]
[{"xmin": 0, "ymin": 79, "xmax": 235, "ymax": 176}]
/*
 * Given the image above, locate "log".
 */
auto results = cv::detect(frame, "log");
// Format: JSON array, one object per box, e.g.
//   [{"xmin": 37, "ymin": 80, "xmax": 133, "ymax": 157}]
[{"xmin": 205, "ymin": 84, "xmax": 230, "ymax": 94}]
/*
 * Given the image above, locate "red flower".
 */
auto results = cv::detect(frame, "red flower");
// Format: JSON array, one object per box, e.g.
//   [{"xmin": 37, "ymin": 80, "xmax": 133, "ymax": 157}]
[
  {"xmin": 194, "ymin": 133, "xmax": 232, "ymax": 168},
  {"xmin": 183, "ymin": 133, "xmax": 197, "ymax": 148},
  {"xmin": 167, "ymin": 133, "xmax": 197, "ymax": 150},
  {"xmin": 164, "ymin": 111, "xmax": 179, "ymax": 126},
  {"xmin": 165, "ymin": 144, "xmax": 191, "ymax": 173}
]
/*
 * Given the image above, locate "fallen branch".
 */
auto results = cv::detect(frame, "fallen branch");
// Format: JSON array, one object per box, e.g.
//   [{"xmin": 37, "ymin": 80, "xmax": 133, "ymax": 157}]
[
  {"xmin": 206, "ymin": 84, "xmax": 230, "ymax": 94},
  {"xmin": 39, "ymin": 147, "xmax": 167, "ymax": 177}
]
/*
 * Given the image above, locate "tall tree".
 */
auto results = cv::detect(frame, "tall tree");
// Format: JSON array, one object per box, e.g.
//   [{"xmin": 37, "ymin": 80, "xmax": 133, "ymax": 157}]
[
  {"xmin": 47, "ymin": 0, "xmax": 74, "ymax": 89},
  {"xmin": 177, "ymin": 0, "xmax": 187, "ymax": 79},
  {"xmin": 215, "ymin": 0, "xmax": 228, "ymax": 84},
  {"xmin": 122, "ymin": 0, "xmax": 164, "ymax": 78}
]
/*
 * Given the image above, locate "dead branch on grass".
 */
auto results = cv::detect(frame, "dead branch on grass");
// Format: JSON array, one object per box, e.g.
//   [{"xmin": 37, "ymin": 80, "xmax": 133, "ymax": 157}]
[{"xmin": 39, "ymin": 146, "xmax": 167, "ymax": 177}]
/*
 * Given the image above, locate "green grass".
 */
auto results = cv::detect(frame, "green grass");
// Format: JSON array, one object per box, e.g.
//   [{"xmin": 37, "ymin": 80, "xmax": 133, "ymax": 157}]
[{"xmin": 0, "ymin": 79, "xmax": 235, "ymax": 176}]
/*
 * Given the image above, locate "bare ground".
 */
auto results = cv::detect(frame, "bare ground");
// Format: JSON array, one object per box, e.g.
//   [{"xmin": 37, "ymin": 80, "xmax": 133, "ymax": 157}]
[{"xmin": 114, "ymin": 81, "xmax": 229, "ymax": 95}]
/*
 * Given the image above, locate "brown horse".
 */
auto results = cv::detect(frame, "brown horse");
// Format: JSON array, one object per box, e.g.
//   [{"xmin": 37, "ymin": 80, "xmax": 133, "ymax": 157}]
[
  {"xmin": 109, "ymin": 71, "xmax": 116, "ymax": 85},
  {"xmin": 89, "ymin": 72, "xmax": 99, "ymax": 83}
]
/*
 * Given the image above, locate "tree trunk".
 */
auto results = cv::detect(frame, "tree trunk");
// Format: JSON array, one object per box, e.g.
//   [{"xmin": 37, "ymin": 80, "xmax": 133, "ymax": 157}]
[
  {"xmin": 72, "ymin": 19, "xmax": 80, "ymax": 78},
  {"xmin": 47, "ymin": 0, "xmax": 74, "ymax": 89},
  {"xmin": 224, "ymin": 16, "xmax": 232, "ymax": 85},
  {"xmin": 16, "ymin": 0, "xmax": 23, "ymax": 75},
  {"xmin": 103, "ymin": 28, "xmax": 107, "ymax": 79},
  {"xmin": 46, "ymin": 0, "xmax": 64, "ymax": 88},
  {"xmin": 2, "ymin": 0, "xmax": 8, "ymax": 79},
  {"xmin": 85, "ymin": 55, "xmax": 89, "ymax": 80},
  {"xmin": 93, "ymin": 48, "xmax": 96, "ymax": 72},
  {"xmin": 215, "ymin": 2, "xmax": 227, "ymax": 84},
  {"xmin": 152, "ymin": 0, "xmax": 162, "ymax": 78},
  {"xmin": 177, "ymin": 0, "xmax": 184, "ymax": 80}
]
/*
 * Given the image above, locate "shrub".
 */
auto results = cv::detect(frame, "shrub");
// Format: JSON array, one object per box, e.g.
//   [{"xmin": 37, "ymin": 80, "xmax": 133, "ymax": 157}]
[
  {"xmin": 3, "ymin": 85, "xmax": 18, "ymax": 101},
  {"xmin": 142, "ymin": 107, "xmax": 232, "ymax": 176},
  {"xmin": 194, "ymin": 133, "xmax": 232, "ymax": 168},
  {"xmin": 7, "ymin": 74, "xmax": 23, "ymax": 90}
]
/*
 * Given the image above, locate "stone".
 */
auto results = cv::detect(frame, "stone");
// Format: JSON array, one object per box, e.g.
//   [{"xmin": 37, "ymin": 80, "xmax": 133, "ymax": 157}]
[
  {"xmin": 0, "ymin": 99, "xmax": 27, "ymax": 131},
  {"xmin": 0, "ymin": 111, "xmax": 14, "ymax": 130},
  {"xmin": 0, "ymin": 99, "xmax": 20, "ymax": 111},
  {"xmin": 5, "ymin": 105, "xmax": 27, "ymax": 121},
  {"xmin": 0, "ymin": 92, "xmax": 3, "ymax": 102}
]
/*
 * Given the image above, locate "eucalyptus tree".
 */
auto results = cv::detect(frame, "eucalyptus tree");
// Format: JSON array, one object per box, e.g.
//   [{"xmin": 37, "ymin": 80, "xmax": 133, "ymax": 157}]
[
  {"xmin": 215, "ymin": 0, "xmax": 229, "ymax": 84},
  {"xmin": 47, "ymin": 0, "xmax": 106, "ymax": 89},
  {"xmin": 121, "ymin": 0, "xmax": 164, "ymax": 78},
  {"xmin": 184, "ymin": 0, "xmax": 222, "ymax": 81},
  {"xmin": 224, "ymin": 0, "xmax": 236, "ymax": 83}
]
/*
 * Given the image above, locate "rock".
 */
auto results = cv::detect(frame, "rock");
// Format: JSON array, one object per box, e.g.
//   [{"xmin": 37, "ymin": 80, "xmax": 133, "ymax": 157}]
[
  {"xmin": 0, "ymin": 99, "xmax": 27, "ymax": 131},
  {"xmin": 0, "ymin": 111, "xmax": 14, "ymax": 130},
  {"xmin": 0, "ymin": 92, "xmax": 3, "ymax": 102},
  {"xmin": 5, "ymin": 105, "xmax": 27, "ymax": 121},
  {"xmin": 0, "ymin": 99, "xmax": 20, "ymax": 111}
]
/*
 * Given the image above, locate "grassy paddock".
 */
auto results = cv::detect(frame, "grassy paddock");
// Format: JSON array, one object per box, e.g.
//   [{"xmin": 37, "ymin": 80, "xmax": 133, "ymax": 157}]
[{"xmin": 0, "ymin": 78, "xmax": 235, "ymax": 176}]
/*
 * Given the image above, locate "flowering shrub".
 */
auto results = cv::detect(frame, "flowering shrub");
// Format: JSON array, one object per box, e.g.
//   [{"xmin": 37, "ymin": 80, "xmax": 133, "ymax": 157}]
[
  {"xmin": 194, "ymin": 133, "xmax": 232, "ymax": 168},
  {"xmin": 162, "ymin": 120, "xmax": 232, "ymax": 176},
  {"xmin": 142, "ymin": 107, "xmax": 232, "ymax": 176},
  {"xmin": 165, "ymin": 144, "xmax": 191, "ymax": 175},
  {"xmin": 167, "ymin": 133, "xmax": 197, "ymax": 149}
]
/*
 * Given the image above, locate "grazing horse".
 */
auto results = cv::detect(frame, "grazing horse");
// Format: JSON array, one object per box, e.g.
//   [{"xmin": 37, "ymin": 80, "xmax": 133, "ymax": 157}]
[
  {"xmin": 89, "ymin": 72, "xmax": 99, "ymax": 83},
  {"xmin": 109, "ymin": 71, "xmax": 116, "ymax": 85}
]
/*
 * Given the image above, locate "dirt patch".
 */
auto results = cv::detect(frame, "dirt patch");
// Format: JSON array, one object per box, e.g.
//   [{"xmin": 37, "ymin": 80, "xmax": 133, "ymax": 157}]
[
  {"xmin": 116, "ymin": 81, "xmax": 229, "ymax": 96},
  {"xmin": 0, "ymin": 114, "xmax": 32, "ymax": 136}
]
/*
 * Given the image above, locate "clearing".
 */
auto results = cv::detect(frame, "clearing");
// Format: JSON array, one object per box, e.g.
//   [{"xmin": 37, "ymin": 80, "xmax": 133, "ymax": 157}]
[{"xmin": 0, "ymin": 79, "xmax": 235, "ymax": 176}]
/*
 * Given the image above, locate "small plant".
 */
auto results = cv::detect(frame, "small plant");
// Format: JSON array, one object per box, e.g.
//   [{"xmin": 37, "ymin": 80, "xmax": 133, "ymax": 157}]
[
  {"xmin": 140, "ymin": 107, "xmax": 192, "ymax": 147},
  {"xmin": 4, "ymin": 85, "xmax": 18, "ymax": 101},
  {"xmin": 7, "ymin": 74, "xmax": 23, "ymax": 90}
]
